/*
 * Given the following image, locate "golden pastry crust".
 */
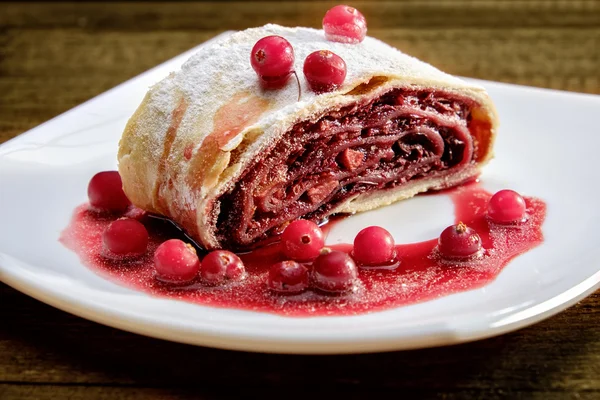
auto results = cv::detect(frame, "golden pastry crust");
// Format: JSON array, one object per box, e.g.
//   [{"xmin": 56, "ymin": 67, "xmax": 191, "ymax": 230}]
[{"xmin": 118, "ymin": 24, "xmax": 498, "ymax": 249}]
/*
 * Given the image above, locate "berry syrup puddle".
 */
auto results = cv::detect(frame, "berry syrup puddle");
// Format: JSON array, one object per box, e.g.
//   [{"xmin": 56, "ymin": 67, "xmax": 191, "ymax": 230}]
[{"xmin": 60, "ymin": 182, "xmax": 546, "ymax": 317}]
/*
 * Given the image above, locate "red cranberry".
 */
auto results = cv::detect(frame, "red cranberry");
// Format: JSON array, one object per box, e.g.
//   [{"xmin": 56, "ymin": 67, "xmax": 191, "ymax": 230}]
[
  {"xmin": 281, "ymin": 220, "xmax": 325, "ymax": 262},
  {"xmin": 200, "ymin": 250, "xmax": 245, "ymax": 285},
  {"xmin": 303, "ymin": 50, "xmax": 347, "ymax": 93},
  {"xmin": 88, "ymin": 171, "xmax": 131, "ymax": 213},
  {"xmin": 102, "ymin": 218, "xmax": 148, "ymax": 259},
  {"xmin": 322, "ymin": 5, "xmax": 367, "ymax": 44},
  {"xmin": 268, "ymin": 261, "xmax": 309, "ymax": 294},
  {"xmin": 352, "ymin": 226, "xmax": 396, "ymax": 266},
  {"xmin": 153, "ymin": 239, "xmax": 200, "ymax": 284},
  {"xmin": 488, "ymin": 189, "xmax": 527, "ymax": 224},
  {"xmin": 312, "ymin": 249, "xmax": 358, "ymax": 293},
  {"xmin": 250, "ymin": 35, "xmax": 295, "ymax": 89},
  {"xmin": 438, "ymin": 222, "xmax": 482, "ymax": 260}
]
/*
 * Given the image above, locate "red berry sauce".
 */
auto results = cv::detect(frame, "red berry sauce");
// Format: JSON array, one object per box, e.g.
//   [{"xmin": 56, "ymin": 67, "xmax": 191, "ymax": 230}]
[{"xmin": 60, "ymin": 182, "xmax": 546, "ymax": 316}]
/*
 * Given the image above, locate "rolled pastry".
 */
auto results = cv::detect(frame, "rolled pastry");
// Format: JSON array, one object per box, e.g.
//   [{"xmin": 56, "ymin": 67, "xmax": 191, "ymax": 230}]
[{"xmin": 118, "ymin": 24, "xmax": 498, "ymax": 250}]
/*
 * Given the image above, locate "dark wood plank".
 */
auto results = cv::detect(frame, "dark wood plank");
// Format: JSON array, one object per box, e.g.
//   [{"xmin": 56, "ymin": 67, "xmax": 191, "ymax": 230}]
[
  {"xmin": 1, "ymin": 1, "xmax": 599, "ymax": 30},
  {"xmin": 0, "ymin": 29, "xmax": 222, "ymax": 142},
  {"xmin": 1, "ymin": 384, "xmax": 599, "ymax": 400},
  {"xmin": 1, "ymin": 282, "xmax": 599, "ymax": 395},
  {"xmin": 1, "ymin": 1, "xmax": 598, "ymax": 143},
  {"xmin": 1, "ymin": 25, "xmax": 597, "ymax": 144}
]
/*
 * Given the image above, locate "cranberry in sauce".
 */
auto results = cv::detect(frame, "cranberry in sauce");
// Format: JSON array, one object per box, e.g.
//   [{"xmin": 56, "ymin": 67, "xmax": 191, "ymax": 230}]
[
  {"xmin": 352, "ymin": 226, "xmax": 396, "ymax": 266},
  {"xmin": 312, "ymin": 249, "xmax": 358, "ymax": 293},
  {"xmin": 200, "ymin": 250, "xmax": 246, "ymax": 285},
  {"xmin": 437, "ymin": 222, "xmax": 483, "ymax": 260},
  {"xmin": 154, "ymin": 239, "xmax": 200, "ymax": 284},
  {"xmin": 281, "ymin": 219, "xmax": 325, "ymax": 262},
  {"xmin": 87, "ymin": 171, "xmax": 131, "ymax": 213},
  {"xmin": 487, "ymin": 189, "xmax": 527, "ymax": 224},
  {"xmin": 102, "ymin": 218, "xmax": 148, "ymax": 259},
  {"xmin": 268, "ymin": 261, "xmax": 309, "ymax": 294}
]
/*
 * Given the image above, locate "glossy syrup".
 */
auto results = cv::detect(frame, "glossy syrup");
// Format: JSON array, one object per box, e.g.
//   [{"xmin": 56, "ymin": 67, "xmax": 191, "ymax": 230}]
[{"xmin": 60, "ymin": 183, "xmax": 546, "ymax": 316}]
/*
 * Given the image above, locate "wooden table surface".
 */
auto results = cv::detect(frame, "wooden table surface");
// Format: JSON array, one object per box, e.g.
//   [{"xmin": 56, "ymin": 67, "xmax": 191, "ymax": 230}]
[{"xmin": 1, "ymin": 1, "xmax": 599, "ymax": 399}]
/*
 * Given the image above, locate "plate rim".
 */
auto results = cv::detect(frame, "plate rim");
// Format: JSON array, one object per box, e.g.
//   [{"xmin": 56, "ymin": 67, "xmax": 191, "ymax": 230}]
[
  {"xmin": 1, "ymin": 259, "xmax": 599, "ymax": 354},
  {"xmin": 2, "ymin": 36, "xmax": 600, "ymax": 354}
]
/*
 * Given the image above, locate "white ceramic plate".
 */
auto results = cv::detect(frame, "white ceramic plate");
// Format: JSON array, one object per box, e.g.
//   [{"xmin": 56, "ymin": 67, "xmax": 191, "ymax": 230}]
[{"xmin": 1, "ymin": 33, "xmax": 599, "ymax": 354}]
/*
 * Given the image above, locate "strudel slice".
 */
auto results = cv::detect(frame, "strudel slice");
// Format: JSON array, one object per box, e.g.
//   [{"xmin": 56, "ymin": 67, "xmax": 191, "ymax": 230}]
[{"xmin": 118, "ymin": 24, "xmax": 498, "ymax": 250}]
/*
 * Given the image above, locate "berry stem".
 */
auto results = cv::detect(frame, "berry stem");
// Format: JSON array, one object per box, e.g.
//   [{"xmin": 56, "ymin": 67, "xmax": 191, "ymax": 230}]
[
  {"xmin": 292, "ymin": 70, "xmax": 301, "ymax": 101},
  {"xmin": 320, "ymin": 247, "xmax": 332, "ymax": 256}
]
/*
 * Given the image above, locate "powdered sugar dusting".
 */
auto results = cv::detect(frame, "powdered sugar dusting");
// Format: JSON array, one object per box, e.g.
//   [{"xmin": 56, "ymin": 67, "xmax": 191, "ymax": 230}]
[
  {"xmin": 142, "ymin": 24, "xmax": 480, "ymax": 160},
  {"xmin": 118, "ymin": 24, "xmax": 494, "ymax": 249},
  {"xmin": 169, "ymin": 24, "xmax": 475, "ymax": 128}
]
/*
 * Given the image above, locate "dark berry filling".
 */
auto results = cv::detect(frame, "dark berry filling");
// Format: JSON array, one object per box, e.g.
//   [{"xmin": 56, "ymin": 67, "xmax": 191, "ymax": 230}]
[{"xmin": 217, "ymin": 87, "xmax": 484, "ymax": 249}]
